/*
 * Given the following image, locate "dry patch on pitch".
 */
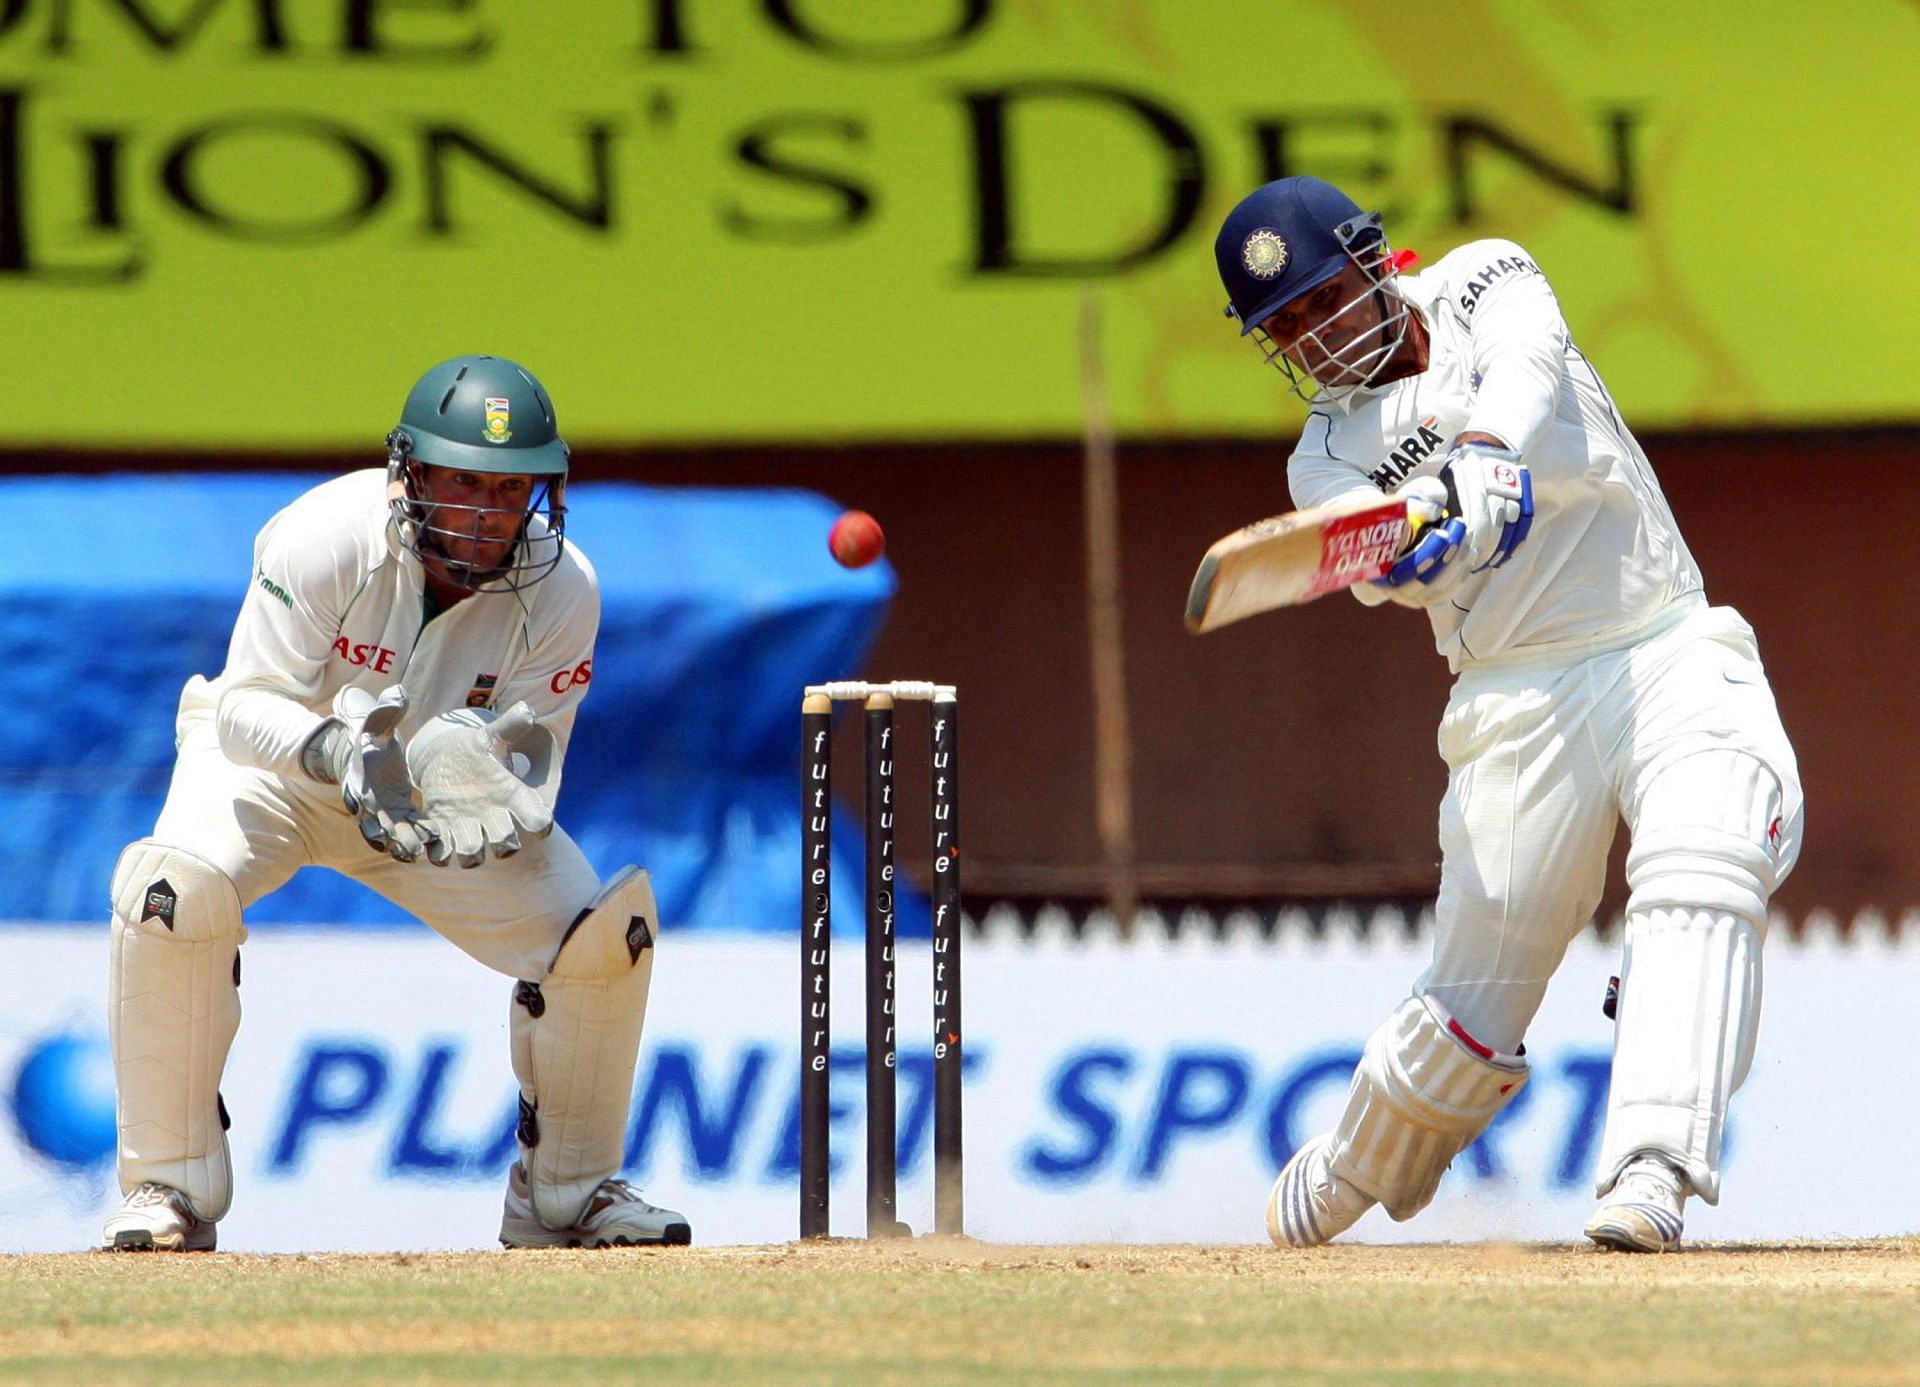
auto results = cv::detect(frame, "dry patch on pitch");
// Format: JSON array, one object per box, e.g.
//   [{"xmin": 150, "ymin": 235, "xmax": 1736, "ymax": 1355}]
[{"xmin": 4, "ymin": 1239, "xmax": 1919, "ymax": 1385}]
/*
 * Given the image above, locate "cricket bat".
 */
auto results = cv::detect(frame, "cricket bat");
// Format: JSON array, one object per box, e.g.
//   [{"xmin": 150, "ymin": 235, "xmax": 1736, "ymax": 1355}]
[{"xmin": 1184, "ymin": 490, "xmax": 1414, "ymax": 634}]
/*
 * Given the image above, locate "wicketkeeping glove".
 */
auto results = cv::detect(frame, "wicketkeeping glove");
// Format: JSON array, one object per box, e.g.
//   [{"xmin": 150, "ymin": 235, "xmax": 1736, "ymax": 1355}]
[
  {"xmin": 1439, "ymin": 443, "xmax": 1534, "ymax": 571},
  {"xmin": 303, "ymin": 685, "xmax": 435, "ymax": 863},
  {"xmin": 406, "ymin": 702, "xmax": 557, "ymax": 868}
]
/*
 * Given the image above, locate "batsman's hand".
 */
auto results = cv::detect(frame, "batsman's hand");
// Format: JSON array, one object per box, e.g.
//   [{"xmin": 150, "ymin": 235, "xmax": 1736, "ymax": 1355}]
[
  {"xmin": 1439, "ymin": 441, "xmax": 1534, "ymax": 571},
  {"xmin": 1374, "ymin": 476, "xmax": 1468, "ymax": 590},
  {"xmin": 406, "ymin": 702, "xmax": 557, "ymax": 868},
  {"xmin": 306, "ymin": 685, "xmax": 435, "ymax": 863}
]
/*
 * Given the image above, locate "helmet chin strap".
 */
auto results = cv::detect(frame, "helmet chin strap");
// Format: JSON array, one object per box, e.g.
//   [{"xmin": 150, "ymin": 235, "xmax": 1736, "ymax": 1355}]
[{"xmin": 421, "ymin": 541, "xmax": 493, "ymax": 592}]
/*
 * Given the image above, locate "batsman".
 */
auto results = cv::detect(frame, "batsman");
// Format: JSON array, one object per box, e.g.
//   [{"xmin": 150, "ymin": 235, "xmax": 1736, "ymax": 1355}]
[
  {"xmin": 1216, "ymin": 178, "xmax": 1803, "ymax": 1252},
  {"xmin": 101, "ymin": 355, "xmax": 689, "ymax": 1252}
]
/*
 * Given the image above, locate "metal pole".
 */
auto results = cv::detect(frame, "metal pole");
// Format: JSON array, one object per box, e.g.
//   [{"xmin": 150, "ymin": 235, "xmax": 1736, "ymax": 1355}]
[
  {"xmin": 800, "ymin": 692, "xmax": 833, "ymax": 1239},
  {"xmin": 929, "ymin": 688, "xmax": 964, "ymax": 1234}
]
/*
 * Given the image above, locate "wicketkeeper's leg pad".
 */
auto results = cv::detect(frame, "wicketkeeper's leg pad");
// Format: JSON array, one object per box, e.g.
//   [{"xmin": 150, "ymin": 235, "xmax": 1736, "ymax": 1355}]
[
  {"xmin": 1328, "ymin": 993, "xmax": 1529, "ymax": 1221},
  {"xmin": 109, "ymin": 840, "xmax": 246, "ymax": 1222},
  {"xmin": 509, "ymin": 865, "xmax": 658, "ymax": 1230},
  {"xmin": 1598, "ymin": 750, "xmax": 1782, "ymax": 1205}
]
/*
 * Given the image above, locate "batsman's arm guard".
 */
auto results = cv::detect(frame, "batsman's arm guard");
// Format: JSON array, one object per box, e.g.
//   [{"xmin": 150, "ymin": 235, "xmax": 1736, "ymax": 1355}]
[{"xmin": 509, "ymin": 866, "xmax": 658, "ymax": 1229}]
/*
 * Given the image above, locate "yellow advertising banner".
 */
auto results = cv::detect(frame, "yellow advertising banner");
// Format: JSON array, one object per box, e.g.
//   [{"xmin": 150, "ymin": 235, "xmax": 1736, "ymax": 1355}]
[{"xmin": 3, "ymin": 1, "xmax": 1915, "ymax": 448}]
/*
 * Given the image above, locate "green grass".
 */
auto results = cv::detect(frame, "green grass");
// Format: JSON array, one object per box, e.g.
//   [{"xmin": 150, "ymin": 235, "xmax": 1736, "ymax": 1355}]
[{"xmin": 3, "ymin": 1240, "xmax": 1918, "ymax": 1385}]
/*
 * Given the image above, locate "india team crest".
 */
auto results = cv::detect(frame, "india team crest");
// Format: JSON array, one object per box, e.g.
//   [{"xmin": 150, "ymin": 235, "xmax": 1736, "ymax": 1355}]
[
  {"xmin": 483, "ymin": 397, "xmax": 512, "ymax": 443},
  {"xmin": 1242, "ymin": 229, "xmax": 1289, "ymax": 280}
]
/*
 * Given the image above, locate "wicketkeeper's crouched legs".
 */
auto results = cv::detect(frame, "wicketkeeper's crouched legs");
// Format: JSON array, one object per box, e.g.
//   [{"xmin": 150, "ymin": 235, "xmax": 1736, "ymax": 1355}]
[
  {"xmin": 506, "ymin": 866, "xmax": 685, "ymax": 1242},
  {"xmin": 107, "ymin": 840, "xmax": 245, "ymax": 1227},
  {"xmin": 1269, "ymin": 992, "xmax": 1528, "ymax": 1246}
]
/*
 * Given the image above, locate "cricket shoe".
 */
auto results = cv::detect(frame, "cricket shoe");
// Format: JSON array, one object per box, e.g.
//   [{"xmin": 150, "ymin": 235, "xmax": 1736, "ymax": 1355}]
[
  {"xmin": 101, "ymin": 1182, "xmax": 218, "ymax": 1252},
  {"xmin": 1267, "ymin": 1134, "xmax": 1376, "ymax": 1247},
  {"xmin": 1586, "ymin": 1153, "xmax": 1687, "ymax": 1253},
  {"xmin": 500, "ymin": 1162, "xmax": 692, "ymax": 1248}
]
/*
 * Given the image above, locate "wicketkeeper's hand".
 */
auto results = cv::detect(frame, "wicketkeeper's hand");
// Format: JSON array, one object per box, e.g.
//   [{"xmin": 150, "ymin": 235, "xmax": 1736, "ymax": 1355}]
[
  {"xmin": 1439, "ymin": 442, "xmax": 1534, "ymax": 571},
  {"xmin": 303, "ymin": 685, "xmax": 435, "ymax": 863},
  {"xmin": 406, "ymin": 702, "xmax": 557, "ymax": 868}
]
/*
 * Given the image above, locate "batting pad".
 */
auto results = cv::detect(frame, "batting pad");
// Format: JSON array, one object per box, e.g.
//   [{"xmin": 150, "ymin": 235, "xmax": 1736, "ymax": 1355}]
[
  {"xmin": 108, "ymin": 840, "xmax": 246, "ymax": 1222},
  {"xmin": 510, "ymin": 865, "xmax": 658, "ymax": 1229},
  {"xmin": 1598, "ymin": 747, "xmax": 1785, "ymax": 1203},
  {"xmin": 1595, "ymin": 907, "xmax": 1761, "ymax": 1205},
  {"xmin": 1329, "ymin": 994, "xmax": 1529, "ymax": 1221}
]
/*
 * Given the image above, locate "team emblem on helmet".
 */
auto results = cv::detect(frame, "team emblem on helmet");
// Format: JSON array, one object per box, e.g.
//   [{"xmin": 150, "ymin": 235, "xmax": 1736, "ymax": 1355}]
[
  {"xmin": 1242, "ymin": 229, "xmax": 1289, "ymax": 280},
  {"xmin": 483, "ymin": 397, "xmax": 512, "ymax": 444}
]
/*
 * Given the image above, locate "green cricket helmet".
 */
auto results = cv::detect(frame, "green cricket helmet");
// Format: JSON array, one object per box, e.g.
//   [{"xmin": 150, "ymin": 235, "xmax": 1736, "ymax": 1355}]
[{"xmin": 385, "ymin": 355, "xmax": 569, "ymax": 592}]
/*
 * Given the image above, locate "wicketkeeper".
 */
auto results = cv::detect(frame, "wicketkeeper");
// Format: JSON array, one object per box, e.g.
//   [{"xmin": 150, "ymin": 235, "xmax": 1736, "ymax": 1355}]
[
  {"xmin": 102, "ymin": 355, "xmax": 689, "ymax": 1252},
  {"xmin": 1216, "ymin": 177, "xmax": 1803, "ymax": 1252}
]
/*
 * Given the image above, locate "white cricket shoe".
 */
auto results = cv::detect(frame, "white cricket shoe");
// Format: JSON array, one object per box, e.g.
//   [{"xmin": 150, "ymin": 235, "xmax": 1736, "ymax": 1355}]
[
  {"xmin": 500, "ymin": 1162, "xmax": 691, "ymax": 1248},
  {"xmin": 101, "ymin": 1182, "xmax": 217, "ymax": 1252},
  {"xmin": 1586, "ymin": 1153, "xmax": 1688, "ymax": 1253},
  {"xmin": 1267, "ymin": 1134, "xmax": 1376, "ymax": 1247}
]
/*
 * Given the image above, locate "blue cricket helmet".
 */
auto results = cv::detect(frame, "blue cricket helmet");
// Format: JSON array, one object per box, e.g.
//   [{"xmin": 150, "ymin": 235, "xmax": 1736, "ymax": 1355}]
[{"xmin": 1215, "ymin": 177, "xmax": 1387, "ymax": 336}]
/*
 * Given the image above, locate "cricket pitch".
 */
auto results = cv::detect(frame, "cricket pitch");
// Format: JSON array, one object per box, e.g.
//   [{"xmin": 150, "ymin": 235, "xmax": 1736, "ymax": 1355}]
[{"xmin": 4, "ymin": 1238, "xmax": 1918, "ymax": 1385}]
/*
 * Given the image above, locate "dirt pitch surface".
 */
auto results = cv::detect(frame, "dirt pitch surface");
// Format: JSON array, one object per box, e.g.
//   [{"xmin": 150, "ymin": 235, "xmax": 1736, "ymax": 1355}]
[{"xmin": 4, "ymin": 1238, "xmax": 1919, "ymax": 1385}]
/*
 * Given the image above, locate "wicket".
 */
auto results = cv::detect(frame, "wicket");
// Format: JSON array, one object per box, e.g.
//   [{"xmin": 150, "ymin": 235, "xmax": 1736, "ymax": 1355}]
[{"xmin": 800, "ymin": 680, "xmax": 963, "ymax": 1240}]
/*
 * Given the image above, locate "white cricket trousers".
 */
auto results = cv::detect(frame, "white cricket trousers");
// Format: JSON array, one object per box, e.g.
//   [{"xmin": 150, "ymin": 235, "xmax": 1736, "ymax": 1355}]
[{"xmin": 1421, "ymin": 601, "xmax": 1803, "ymax": 1053}]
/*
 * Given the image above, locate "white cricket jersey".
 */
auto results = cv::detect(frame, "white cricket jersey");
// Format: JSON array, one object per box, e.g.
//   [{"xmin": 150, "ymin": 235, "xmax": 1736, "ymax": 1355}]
[
  {"xmin": 1286, "ymin": 239, "xmax": 1704, "ymax": 671},
  {"xmin": 185, "ymin": 469, "xmax": 599, "ymax": 785}
]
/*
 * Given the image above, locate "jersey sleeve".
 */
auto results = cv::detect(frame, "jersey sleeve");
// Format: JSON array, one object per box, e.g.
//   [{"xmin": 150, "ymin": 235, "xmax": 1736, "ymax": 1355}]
[
  {"xmin": 1286, "ymin": 410, "xmax": 1384, "ymax": 512},
  {"xmin": 214, "ymin": 511, "xmax": 367, "ymax": 776},
  {"xmin": 489, "ymin": 556, "xmax": 601, "ymax": 806},
  {"xmin": 1451, "ymin": 240, "xmax": 1570, "ymax": 456}
]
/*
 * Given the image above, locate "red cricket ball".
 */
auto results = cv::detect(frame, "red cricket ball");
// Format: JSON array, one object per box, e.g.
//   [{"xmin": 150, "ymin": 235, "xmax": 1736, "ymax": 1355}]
[{"xmin": 828, "ymin": 510, "xmax": 886, "ymax": 568}]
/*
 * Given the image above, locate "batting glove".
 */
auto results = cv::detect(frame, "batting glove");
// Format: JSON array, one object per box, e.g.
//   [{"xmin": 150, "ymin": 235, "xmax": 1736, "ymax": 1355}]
[
  {"xmin": 1374, "ymin": 476, "xmax": 1468, "ymax": 588},
  {"xmin": 1439, "ymin": 443, "xmax": 1534, "ymax": 571}
]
